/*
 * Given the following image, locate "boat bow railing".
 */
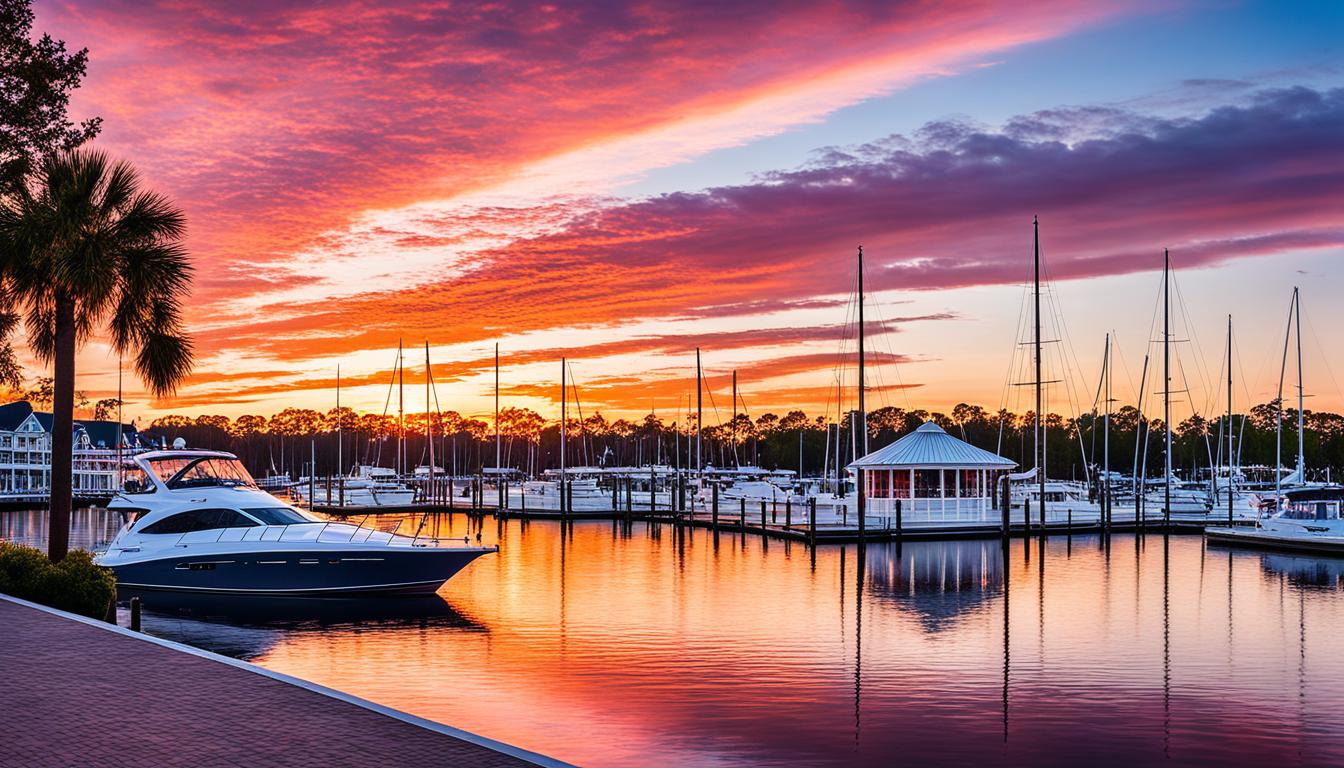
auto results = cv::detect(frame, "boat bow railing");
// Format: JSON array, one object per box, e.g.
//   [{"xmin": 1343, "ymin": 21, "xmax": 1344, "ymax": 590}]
[{"xmin": 169, "ymin": 521, "xmax": 472, "ymax": 550}]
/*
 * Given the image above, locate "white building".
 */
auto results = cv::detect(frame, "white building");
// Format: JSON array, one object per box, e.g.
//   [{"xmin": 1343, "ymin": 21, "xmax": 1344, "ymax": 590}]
[
  {"xmin": 0, "ymin": 402, "xmax": 51, "ymax": 500},
  {"xmin": 849, "ymin": 421, "xmax": 1017, "ymax": 523},
  {"xmin": 0, "ymin": 401, "xmax": 144, "ymax": 503}
]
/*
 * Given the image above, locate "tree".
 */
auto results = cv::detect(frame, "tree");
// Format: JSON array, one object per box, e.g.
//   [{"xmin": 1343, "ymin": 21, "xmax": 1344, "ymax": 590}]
[
  {"xmin": 92, "ymin": 397, "xmax": 121, "ymax": 420},
  {"xmin": 0, "ymin": 0, "xmax": 101, "ymax": 191},
  {"xmin": 22, "ymin": 374, "xmax": 51, "ymax": 407},
  {"xmin": 0, "ymin": 149, "xmax": 193, "ymax": 561},
  {"xmin": 0, "ymin": 0, "xmax": 100, "ymax": 391},
  {"xmin": 231, "ymin": 414, "xmax": 267, "ymax": 438}
]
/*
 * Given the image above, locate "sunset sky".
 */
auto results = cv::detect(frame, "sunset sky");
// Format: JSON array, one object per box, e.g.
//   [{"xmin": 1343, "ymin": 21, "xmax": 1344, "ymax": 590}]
[{"xmin": 23, "ymin": 0, "xmax": 1344, "ymax": 427}]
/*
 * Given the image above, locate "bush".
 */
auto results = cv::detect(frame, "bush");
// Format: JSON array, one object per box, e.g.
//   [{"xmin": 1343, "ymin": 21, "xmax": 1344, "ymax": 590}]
[{"xmin": 0, "ymin": 543, "xmax": 117, "ymax": 619}]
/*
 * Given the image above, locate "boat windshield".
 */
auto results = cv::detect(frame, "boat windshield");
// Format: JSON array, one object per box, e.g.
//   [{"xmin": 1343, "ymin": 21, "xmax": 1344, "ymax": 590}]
[
  {"xmin": 242, "ymin": 507, "xmax": 319, "ymax": 525},
  {"xmin": 148, "ymin": 456, "xmax": 258, "ymax": 490}
]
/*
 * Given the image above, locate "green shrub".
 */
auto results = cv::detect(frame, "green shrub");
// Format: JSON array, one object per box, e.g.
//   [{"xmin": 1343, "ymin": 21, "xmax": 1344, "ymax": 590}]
[{"xmin": 0, "ymin": 543, "xmax": 117, "ymax": 619}]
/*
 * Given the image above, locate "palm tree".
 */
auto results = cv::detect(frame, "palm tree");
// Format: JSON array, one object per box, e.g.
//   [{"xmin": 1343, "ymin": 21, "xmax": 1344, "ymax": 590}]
[{"xmin": 0, "ymin": 149, "xmax": 193, "ymax": 561}]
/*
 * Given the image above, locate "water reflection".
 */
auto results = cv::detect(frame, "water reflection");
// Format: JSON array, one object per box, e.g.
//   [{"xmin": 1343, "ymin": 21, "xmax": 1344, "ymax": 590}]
[
  {"xmin": 7, "ymin": 508, "xmax": 1344, "ymax": 767},
  {"xmin": 0, "ymin": 507, "xmax": 121, "ymax": 551},
  {"xmin": 1260, "ymin": 553, "xmax": 1344, "ymax": 590},
  {"xmin": 117, "ymin": 591, "xmax": 484, "ymax": 660},
  {"xmin": 864, "ymin": 539, "xmax": 1004, "ymax": 632}
]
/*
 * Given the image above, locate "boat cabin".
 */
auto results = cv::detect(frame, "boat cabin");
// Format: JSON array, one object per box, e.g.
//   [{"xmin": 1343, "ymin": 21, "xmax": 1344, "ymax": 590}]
[
  {"xmin": 122, "ymin": 450, "xmax": 259, "ymax": 494},
  {"xmin": 1275, "ymin": 487, "xmax": 1344, "ymax": 521}
]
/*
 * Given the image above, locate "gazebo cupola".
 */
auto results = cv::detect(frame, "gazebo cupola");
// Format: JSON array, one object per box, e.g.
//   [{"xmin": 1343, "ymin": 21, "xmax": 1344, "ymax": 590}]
[{"xmin": 848, "ymin": 421, "xmax": 1017, "ymax": 518}]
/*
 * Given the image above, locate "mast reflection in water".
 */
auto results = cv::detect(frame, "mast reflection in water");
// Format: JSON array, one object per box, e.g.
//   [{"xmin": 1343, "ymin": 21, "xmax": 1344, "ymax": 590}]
[{"xmin": 12, "ymin": 509, "xmax": 1344, "ymax": 767}]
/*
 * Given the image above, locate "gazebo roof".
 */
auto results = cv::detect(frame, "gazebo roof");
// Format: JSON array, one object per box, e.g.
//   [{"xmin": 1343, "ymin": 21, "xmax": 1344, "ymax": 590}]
[{"xmin": 848, "ymin": 421, "xmax": 1017, "ymax": 470}]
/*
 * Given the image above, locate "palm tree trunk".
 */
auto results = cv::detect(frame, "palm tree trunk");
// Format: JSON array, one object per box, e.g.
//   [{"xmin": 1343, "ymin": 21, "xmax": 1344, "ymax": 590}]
[{"xmin": 48, "ymin": 296, "xmax": 76, "ymax": 562}]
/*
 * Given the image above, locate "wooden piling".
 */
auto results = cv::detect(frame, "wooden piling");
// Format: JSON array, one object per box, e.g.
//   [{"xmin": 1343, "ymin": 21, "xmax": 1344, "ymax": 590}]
[
  {"xmin": 808, "ymin": 497, "xmax": 817, "ymax": 547},
  {"xmin": 1023, "ymin": 497, "xmax": 1031, "ymax": 535},
  {"xmin": 1001, "ymin": 478, "xmax": 1010, "ymax": 539},
  {"xmin": 130, "ymin": 597, "xmax": 141, "ymax": 632},
  {"xmin": 785, "ymin": 498, "xmax": 792, "ymax": 531},
  {"xmin": 739, "ymin": 498, "xmax": 746, "ymax": 527},
  {"xmin": 1067, "ymin": 508, "xmax": 1072, "ymax": 534},
  {"xmin": 760, "ymin": 500, "xmax": 767, "ymax": 532},
  {"xmin": 624, "ymin": 478, "xmax": 632, "ymax": 526},
  {"xmin": 712, "ymin": 483, "xmax": 719, "ymax": 530},
  {"xmin": 895, "ymin": 498, "xmax": 903, "ymax": 540}
]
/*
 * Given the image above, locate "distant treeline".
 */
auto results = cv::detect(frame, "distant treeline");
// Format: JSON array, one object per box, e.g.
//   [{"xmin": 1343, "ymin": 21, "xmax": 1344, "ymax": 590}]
[{"xmin": 141, "ymin": 401, "xmax": 1344, "ymax": 481}]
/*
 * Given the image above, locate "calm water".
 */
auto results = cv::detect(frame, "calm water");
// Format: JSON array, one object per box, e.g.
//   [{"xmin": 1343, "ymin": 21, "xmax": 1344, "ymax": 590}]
[{"xmin": 5, "ymin": 508, "xmax": 1344, "ymax": 766}]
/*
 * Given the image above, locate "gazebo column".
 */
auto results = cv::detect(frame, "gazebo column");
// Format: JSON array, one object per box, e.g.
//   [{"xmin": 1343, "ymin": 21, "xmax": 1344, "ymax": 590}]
[
  {"xmin": 939, "ymin": 468, "xmax": 946, "ymax": 517},
  {"xmin": 951, "ymin": 468, "xmax": 962, "ymax": 516}
]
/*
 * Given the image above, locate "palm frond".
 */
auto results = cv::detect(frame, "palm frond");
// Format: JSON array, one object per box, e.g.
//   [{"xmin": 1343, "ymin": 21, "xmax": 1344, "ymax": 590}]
[
  {"xmin": 134, "ymin": 329, "xmax": 194, "ymax": 398},
  {"xmin": 0, "ymin": 148, "xmax": 195, "ymax": 387}
]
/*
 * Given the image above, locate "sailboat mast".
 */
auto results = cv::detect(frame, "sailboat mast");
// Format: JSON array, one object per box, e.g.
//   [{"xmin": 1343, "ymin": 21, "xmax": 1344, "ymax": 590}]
[
  {"xmin": 858, "ymin": 245, "xmax": 867, "ymax": 456},
  {"xmin": 1276, "ymin": 292, "xmax": 1292, "ymax": 506},
  {"xmin": 495, "ymin": 343, "xmax": 501, "ymax": 471},
  {"xmin": 426, "ymin": 342, "xmax": 435, "ymax": 488},
  {"xmin": 1133, "ymin": 353, "xmax": 1149, "ymax": 501},
  {"xmin": 560, "ymin": 357, "xmax": 567, "ymax": 513},
  {"xmin": 731, "ymin": 369, "xmax": 738, "ymax": 467},
  {"xmin": 1034, "ymin": 218, "xmax": 1045, "ymax": 515},
  {"xmin": 1295, "ymin": 287, "xmax": 1304, "ymax": 480},
  {"xmin": 827, "ymin": 381, "xmax": 838, "ymax": 494},
  {"xmin": 857, "ymin": 244, "xmax": 867, "ymax": 537},
  {"xmin": 336, "ymin": 365, "xmax": 342, "ymax": 478},
  {"xmin": 398, "ymin": 340, "xmax": 405, "ymax": 476},
  {"xmin": 695, "ymin": 348, "xmax": 702, "ymax": 481},
  {"xmin": 1103, "ymin": 333, "xmax": 1110, "ymax": 523},
  {"xmin": 1163, "ymin": 250, "xmax": 1171, "ymax": 521},
  {"xmin": 1227, "ymin": 315, "xmax": 1234, "ymax": 523},
  {"xmin": 115, "ymin": 357, "xmax": 123, "ymax": 487}
]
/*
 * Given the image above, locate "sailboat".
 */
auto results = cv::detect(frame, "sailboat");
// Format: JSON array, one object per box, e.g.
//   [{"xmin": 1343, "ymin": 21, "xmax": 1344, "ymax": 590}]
[
  {"xmin": 295, "ymin": 347, "xmax": 417, "ymax": 509},
  {"xmin": 1206, "ymin": 287, "xmax": 1344, "ymax": 553}
]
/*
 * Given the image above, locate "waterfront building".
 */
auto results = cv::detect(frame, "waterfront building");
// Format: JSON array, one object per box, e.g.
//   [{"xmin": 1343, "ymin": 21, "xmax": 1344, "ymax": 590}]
[
  {"xmin": 0, "ymin": 400, "xmax": 145, "ymax": 502},
  {"xmin": 849, "ymin": 421, "xmax": 1016, "ymax": 522}
]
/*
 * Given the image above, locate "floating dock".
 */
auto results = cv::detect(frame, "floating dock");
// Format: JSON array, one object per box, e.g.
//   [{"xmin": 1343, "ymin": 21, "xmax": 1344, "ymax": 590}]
[
  {"xmin": 0, "ymin": 594, "xmax": 567, "ymax": 768},
  {"xmin": 311, "ymin": 490, "xmax": 1252, "ymax": 544}
]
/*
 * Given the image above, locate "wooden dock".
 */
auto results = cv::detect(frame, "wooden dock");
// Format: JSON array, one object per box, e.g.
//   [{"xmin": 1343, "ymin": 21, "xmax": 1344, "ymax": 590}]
[
  {"xmin": 311, "ymin": 490, "xmax": 1245, "ymax": 544},
  {"xmin": 0, "ymin": 594, "xmax": 567, "ymax": 768}
]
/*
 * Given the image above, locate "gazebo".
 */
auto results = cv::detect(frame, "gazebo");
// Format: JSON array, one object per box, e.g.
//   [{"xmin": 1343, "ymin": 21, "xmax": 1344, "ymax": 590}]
[{"xmin": 848, "ymin": 421, "xmax": 1017, "ymax": 521}]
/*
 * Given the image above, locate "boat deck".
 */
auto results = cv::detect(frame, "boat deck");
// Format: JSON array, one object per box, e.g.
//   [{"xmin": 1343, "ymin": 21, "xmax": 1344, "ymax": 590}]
[{"xmin": 0, "ymin": 595, "xmax": 561, "ymax": 767}]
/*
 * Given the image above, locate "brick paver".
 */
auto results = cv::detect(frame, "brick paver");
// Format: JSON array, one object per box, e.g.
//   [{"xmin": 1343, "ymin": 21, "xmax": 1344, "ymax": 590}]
[{"xmin": 0, "ymin": 599, "xmax": 543, "ymax": 767}]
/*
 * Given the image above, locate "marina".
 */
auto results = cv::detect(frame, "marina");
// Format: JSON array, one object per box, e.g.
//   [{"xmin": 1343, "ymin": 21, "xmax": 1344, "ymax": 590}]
[
  {"xmin": 2, "ymin": 1, "xmax": 1342, "ymax": 765},
  {"xmin": 6, "ymin": 507, "xmax": 1344, "ymax": 766}
]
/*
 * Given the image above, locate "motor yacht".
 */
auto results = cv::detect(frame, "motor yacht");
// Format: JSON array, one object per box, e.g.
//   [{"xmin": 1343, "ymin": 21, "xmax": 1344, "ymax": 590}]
[
  {"xmin": 95, "ymin": 450, "xmax": 494, "ymax": 595},
  {"xmin": 1206, "ymin": 486, "xmax": 1344, "ymax": 555}
]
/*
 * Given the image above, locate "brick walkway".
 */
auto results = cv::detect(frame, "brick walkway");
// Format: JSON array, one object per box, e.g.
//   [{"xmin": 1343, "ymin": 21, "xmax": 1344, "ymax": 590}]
[{"xmin": 0, "ymin": 598, "xmax": 549, "ymax": 767}]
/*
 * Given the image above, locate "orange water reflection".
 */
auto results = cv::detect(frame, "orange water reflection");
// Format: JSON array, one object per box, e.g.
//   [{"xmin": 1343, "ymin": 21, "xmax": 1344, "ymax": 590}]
[{"xmin": 11, "ymin": 510, "xmax": 1344, "ymax": 766}]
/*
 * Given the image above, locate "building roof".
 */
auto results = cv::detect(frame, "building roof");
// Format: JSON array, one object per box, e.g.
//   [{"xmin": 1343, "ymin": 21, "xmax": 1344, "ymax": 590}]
[
  {"xmin": 78, "ymin": 420, "xmax": 139, "ymax": 448},
  {"xmin": 0, "ymin": 401, "xmax": 35, "ymax": 431},
  {"xmin": 848, "ymin": 421, "xmax": 1017, "ymax": 470},
  {"xmin": 1, "ymin": 402, "xmax": 139, "ymax": 446}
]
